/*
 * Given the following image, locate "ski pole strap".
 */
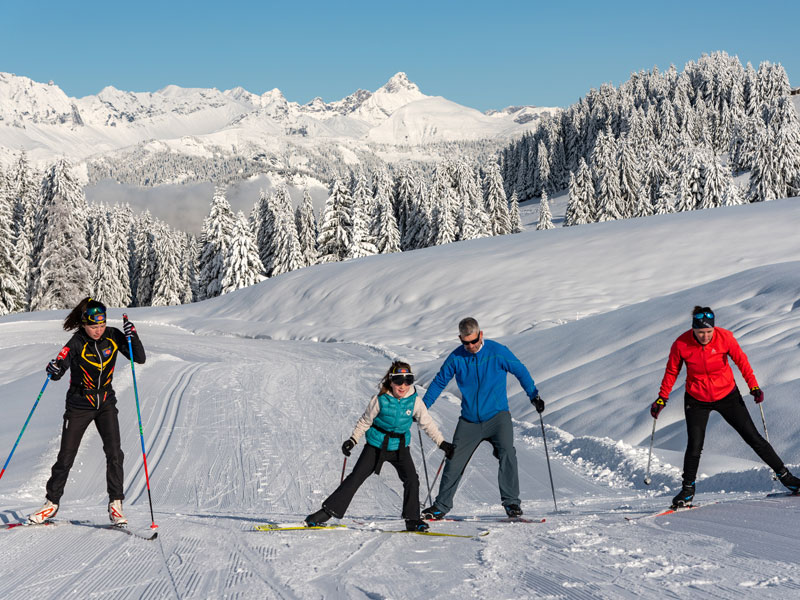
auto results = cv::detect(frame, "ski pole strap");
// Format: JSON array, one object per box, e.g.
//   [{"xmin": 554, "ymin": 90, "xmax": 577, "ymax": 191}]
[{"xmin": 370, "ymin": 425, "xmax": 406, "ymax": 475}]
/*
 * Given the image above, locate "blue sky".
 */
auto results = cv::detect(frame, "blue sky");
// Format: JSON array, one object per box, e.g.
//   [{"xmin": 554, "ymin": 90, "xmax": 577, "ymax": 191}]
[{"xmin": 3, "ymin": 1, "xmax": 798, "ymax": 111}]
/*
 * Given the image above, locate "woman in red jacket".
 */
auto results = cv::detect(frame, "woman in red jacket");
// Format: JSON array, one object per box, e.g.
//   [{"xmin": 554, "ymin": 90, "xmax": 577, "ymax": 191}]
[{"xmin": 651, "ymin": 306, "xmax": 799, "ymax": 507}]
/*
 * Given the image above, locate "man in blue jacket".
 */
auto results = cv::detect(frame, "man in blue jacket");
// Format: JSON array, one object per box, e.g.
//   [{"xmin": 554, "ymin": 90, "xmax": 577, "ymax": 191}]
[{"xmin": 421, "ymin": 317, "xmax": 544, "ymax": 519}]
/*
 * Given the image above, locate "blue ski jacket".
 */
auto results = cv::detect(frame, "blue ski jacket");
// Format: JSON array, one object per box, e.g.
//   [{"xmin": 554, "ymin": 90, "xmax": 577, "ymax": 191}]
[{"xmin": 422, "ymin": 339, "xmax": 537, "ymax": 423}]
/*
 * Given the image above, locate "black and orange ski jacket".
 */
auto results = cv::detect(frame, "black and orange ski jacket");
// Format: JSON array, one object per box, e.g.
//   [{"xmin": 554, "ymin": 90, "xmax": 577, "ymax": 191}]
[{"xmin": 49, "ymin": 327, "xmax": 146, "ymax": 410}]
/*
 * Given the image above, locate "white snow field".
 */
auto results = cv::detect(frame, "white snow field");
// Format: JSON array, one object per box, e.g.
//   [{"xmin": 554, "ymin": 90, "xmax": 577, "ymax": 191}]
[{"xmin": 2, "ymin": 198, "xmax": 800, "ymax": 599}]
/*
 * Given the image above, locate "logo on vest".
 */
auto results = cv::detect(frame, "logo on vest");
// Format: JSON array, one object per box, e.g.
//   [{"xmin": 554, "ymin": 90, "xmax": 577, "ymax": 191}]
[{"xmin": 406, "ymin": 410, "xmax": 412, "ymax": 416}]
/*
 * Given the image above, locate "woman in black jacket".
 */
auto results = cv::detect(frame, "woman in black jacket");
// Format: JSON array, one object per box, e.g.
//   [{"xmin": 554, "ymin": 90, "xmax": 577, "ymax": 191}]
[{"xmin": 28, "ymin": 297, "xmax": 146, "ymax": 526}]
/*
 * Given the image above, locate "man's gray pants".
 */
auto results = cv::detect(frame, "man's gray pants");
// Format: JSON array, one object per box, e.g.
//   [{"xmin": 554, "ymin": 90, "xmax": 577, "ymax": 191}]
[{"xmin": 432, "ymin": 410, "xmax": 520, "ymax": 513}]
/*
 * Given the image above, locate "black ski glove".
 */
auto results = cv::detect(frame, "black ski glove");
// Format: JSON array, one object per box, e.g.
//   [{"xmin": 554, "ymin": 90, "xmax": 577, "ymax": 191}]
[
  {"xmin": 46, "ymin": 359, "xmax": 62, "ymax": 378},
  {"xmin": 123, "ymin": 319, "xmax": 137, "ymax": 337},
  {"xmin": 439, "ymin": 441, "xmax": 456, "ymax": 460},
  {"xmin": 750, "ymin": 386, "xmax": 764, "ymax": 404},
  {"xmin": 531, "ymin": 394, "xmax": 545, "ymax": 413},
  {"xmin": 341, "ymin": 437, "xmax": 356, "ymax": 456}
]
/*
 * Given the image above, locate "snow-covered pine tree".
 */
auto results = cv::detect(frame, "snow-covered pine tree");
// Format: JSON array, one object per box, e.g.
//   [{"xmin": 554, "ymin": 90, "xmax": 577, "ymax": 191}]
[
  {"xmin": 179, "ymin": 233, "xmax": 198, "ymax": 304},
  {"xmin": 675, "ymin": 148, "xmax": 704, "ymax": 211},
  {"xmin": 508, "ymin": 191, "xmax": 524, "ymax": 234},
  {"xmin": 536, "ymin": 190, "xmax": 555, "ymax": 230},
  {"xmin": 295, "ymin": 189, "xmax": 319, "ymax": 266},
  {"xmin": 374, "ymin": 179, "xmax": 401, "ymax": 253},
  {"xmin": 535, "ymin": 140, "xmax": 551, "ymax": 198},
  {"xmin": 109, "ymin": 204, "xmax": 133, "ymax": 307},
  {"xmin": 0, "ymin": 174, "xmax": 25, "ymax": 315},
  {"xmin": 483, "ymin": 163, "xmax": 511, "ymax": 235},
  {"xmin": 564, "ymin": 158, "xmax": 596, "ymax": 226},
  {"xmin": 221, "ymin": 211, "xmax": 265, "ymax": 294},
  {"xmin": 699, "ymin": 151, "xmax": 733, "ymax": 209},
  {"xmin": 29, "ymin": 160, "xmax": 93, "ymax": 311},
  {"xmin": 253, "ymin": 189, "xmax": 277, "ymax": 275},
  {"xmin": 347, "ymin": 173, "xmax": 378, "ymax": 259},
  {"xmin": 131, "ymin": 211, "xmax": 155, "ymax": 307},
  {"xmin": 197, "ymin": 187, "xmax": 235, "ymax": 299},
  {"xmin": 592, "ymin": 128, "xmax": 624, "ymax": 222},
  {"xmin": 9, "ymin": 153, "xmax": 38, "ymax": 307},
  {"xmin": 88, "ymin": 204, "xmax": 126, "ymax": 306},
  {"xmin": 317, "ymin": 177, "xmax": 353, "ymax": 263},
  {"xmin": 269, "ymin": 186, "xmax": 304, "ymax": 275},
  {"xmin": 150, "ymin": 221, "xmax": 184, "ymax": 306},
  {"xmin": 617, "ymin": 138, "xmax": 642, "ymax": 218}
]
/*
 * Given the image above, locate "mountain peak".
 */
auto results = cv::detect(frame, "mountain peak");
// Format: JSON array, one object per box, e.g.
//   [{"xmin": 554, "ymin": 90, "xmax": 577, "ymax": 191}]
[{"xmin": 380, "ymin": 72, "xmax": 419, "ymax": 94}]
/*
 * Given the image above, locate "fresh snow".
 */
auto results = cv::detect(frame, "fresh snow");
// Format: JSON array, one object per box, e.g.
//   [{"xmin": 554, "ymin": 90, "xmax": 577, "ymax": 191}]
[{"xmin": 2, "ymin": 199, "xmax": 800, "ymax": 598}]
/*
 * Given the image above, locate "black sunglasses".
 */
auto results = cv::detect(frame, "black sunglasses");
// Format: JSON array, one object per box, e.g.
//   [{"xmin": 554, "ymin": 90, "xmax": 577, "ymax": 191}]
[
  {"xmin": 461, "ymin": 334, "xmax": 481, "ymax": 347},
  {"xmin": 390, "ymin": 374, "xmax": 415, "ymax": 385}
]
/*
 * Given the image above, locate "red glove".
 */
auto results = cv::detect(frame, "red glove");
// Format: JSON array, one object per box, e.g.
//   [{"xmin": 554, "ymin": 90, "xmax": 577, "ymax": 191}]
[
  {"xmin": 750, "ymin": 387, "xmax": 764, "ymax": 404},
  {"xmin": 650, "ymin": 397, "xmax": 667, "ymax": 419}
]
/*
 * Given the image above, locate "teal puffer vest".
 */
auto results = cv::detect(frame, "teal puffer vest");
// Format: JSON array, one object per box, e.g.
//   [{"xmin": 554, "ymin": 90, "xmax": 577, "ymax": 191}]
[{"xmin": 365, "ymin": 391, "xmax": 417, "ymax": 451}]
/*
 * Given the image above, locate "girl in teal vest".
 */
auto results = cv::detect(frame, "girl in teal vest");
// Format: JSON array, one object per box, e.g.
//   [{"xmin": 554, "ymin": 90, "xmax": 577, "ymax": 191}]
[{"xmin": 305, "ymin": 361, "xmax": 455, "ymax": 532}]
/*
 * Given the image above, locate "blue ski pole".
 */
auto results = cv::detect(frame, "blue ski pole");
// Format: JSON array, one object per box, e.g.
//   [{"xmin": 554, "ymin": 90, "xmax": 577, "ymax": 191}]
[
  {"xmin": 0, "ymin": 376, "xmax": 51, "ymax": 484},
  {"xmin": 123, "ymin": 314, "xmax": 158, "ymax": 529}
]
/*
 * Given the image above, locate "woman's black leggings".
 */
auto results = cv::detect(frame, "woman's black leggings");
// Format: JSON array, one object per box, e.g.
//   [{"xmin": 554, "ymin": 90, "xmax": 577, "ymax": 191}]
[{"xmin": 682, "ymin": 386, "xmax": 784, "ymax": 484}]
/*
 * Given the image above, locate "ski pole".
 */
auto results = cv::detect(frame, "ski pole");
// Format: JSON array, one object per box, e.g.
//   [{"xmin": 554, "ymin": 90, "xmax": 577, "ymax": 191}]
[
  {"xmin": 424, "ymin": 458, "xmax": 445, "ymax": 508},
  {"xmin": 758, "ymin": 404, "xmax": 778, "ymax": 481},
  {"xmin": 539, "ymin": 412, "xmax": 558, "ymax": 513},
  {"xmin": 340, "ymin": 456, "xmax": 347, "ymax": 484},
  {"xmin": 644, "ymin": 418, "xmax": 657, "ymax": 486},
  {"xmin": 123, "ymin": 314, "xmax": 158, "ymax": 529},
  {"xmin": 0, "ymin": 376, "xmax": 51, "ymax": 485},
  {"xmin": 417, "ymin": 424, "xmax": 432, "ymax": 503}
]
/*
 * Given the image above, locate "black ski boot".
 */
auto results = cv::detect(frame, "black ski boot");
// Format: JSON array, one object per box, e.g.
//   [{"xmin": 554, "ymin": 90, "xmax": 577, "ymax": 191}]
[
  {"xmin": 777, "ymin": 468, "xmax": 800, "ymax": 494},
  {"xmin": 504, "ymin": 504, "xmax": 523, "ymax": 518},
  {"xmin": 406, "ymin": 519, "xmax": 430, "ymax": 532},
  {"xmin": 305, "ymin": 508, "xmax": 332, "ymax": 527},
  {"xmin": 421, "ymin": 505, "xmax": 446, "ymax": 520},
  {"xmin": 671, "ymin": 482, "xmax": 695, "ymax": 508}
]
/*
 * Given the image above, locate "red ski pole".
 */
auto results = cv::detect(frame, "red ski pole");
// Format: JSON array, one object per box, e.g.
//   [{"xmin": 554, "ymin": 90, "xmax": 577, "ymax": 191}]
[{"xmin": 123, "ymin": 314, "xmax": 158, "ymax": 529}]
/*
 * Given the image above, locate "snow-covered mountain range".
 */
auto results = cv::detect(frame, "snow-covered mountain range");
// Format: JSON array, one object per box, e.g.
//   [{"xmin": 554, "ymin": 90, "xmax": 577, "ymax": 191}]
[{"xmin": 0, "ymin": 71, "xmax": 556, "ymax": 169}]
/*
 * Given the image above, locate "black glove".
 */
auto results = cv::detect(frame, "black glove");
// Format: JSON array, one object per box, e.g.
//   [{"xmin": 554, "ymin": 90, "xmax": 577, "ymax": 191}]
[
  {"xmin": 439, "ymin": 441, "xmax": 456, "ymax": 460},
  {"xmin": 341, "ymin": 437, "xmax": 356, "ymax": 456},
  {"xmin": 531, "ymin": 394, "xmax": 545, "ymax": 413},
  {"xmin": 650, "ymin": 397, "xmax": 667, "ymax": 419},
  {"xmin": 46, "ymin": 359, "xmax": 61, "ymax": 377},
  {"xmin": 123, "ymin": 319, "xmax": 136, "ymax": 337}
]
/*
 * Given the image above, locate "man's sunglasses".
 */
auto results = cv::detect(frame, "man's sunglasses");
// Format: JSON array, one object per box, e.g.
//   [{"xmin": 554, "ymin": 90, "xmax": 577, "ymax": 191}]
[
  {"xmin": 461, "ymin": 334, "xmax": 481, "ymax": 347},
  {"xmin": 390, "ymin": 374, "xmax": 415, "ymax": 385},
  {"xmin": 694, "ymin": 312, "xmax": 714, "ymax": 320}
]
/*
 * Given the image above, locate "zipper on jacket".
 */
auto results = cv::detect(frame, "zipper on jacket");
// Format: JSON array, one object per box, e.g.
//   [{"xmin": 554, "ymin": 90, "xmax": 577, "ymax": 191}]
[
  {"xmin": 473, "ymin": 353, "xmax": 482, "ymax": 422},
  {"xmin": 94, "ymin": 341, "xmax": 103, "ymax": 409}
]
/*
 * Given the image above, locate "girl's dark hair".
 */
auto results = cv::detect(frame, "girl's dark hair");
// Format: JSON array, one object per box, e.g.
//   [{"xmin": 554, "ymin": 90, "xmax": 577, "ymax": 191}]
[
  {"xmin": 63, "ymin": 297, "xmax": 106, "ymax": 331},
  {"xmin": 692, "ymin": 305, "xmax": 713, "ymax": 315},
  {"xmin": 379, "ymin": 360, "xmax": 413, "ymax": 395}
]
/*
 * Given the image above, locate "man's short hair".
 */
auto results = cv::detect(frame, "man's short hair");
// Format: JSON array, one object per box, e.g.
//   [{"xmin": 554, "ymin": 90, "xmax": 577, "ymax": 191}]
[{"xmin": 458, "ymin": 317, "xmax": 480, "ymax": 337}]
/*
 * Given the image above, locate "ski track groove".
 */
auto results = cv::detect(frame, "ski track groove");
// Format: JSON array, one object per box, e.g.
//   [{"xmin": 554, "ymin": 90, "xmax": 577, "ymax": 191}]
[{"xmin": 126, "ymin": 363, "xmax": 200, "ymax": 505}]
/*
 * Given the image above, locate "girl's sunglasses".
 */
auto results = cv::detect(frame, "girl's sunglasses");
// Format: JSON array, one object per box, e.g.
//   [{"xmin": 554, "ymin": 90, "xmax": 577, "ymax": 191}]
[
  {"xmin": 390, "ymin": 374, "xmax": 415, "ymax": 385},
  {"xmin": 83, "ymin": 307, "xmax": 107, "ymax": 324},
  {"xmin": 693, "ymin": 312, "xmax": 714, "ymax": 320}
]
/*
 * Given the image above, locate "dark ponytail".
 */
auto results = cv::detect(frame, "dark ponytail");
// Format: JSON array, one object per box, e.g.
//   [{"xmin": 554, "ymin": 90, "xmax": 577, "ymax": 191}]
[{"xmin": 63, "ymin": 297, "xmax": 106, "ymax": 331}]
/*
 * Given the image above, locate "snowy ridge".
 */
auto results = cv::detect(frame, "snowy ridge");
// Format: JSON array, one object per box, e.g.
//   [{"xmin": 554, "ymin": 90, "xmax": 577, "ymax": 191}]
[{"xmin": 0, "ymin": 71, "xmax": 557, "ymax": 167}]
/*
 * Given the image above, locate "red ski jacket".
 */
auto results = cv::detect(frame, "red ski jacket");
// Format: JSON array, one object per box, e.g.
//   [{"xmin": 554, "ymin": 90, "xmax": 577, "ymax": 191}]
[{"xmin": 658, "ymin": 327, "xmax": 758, "ymax": 403}]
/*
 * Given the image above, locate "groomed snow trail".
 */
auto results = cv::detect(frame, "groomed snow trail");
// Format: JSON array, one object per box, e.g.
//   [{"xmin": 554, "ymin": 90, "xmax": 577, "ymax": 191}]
[{"xmin": 2, "ymin": 321, "xmax": 799, "ymax": 599}]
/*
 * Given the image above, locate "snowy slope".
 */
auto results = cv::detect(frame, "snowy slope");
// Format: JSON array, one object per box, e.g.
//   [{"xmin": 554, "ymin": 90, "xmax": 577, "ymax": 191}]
[{"xmin": 2, "ymin": 199, "xmax": 800, "ymax": 598}]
